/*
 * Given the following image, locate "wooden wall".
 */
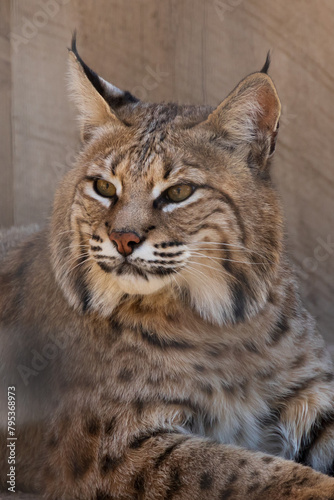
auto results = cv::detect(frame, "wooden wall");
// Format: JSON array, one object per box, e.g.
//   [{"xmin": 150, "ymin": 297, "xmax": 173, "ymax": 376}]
[{"xmin": 0, "ymin": 0, "xmax": 333, "ymax": 345}]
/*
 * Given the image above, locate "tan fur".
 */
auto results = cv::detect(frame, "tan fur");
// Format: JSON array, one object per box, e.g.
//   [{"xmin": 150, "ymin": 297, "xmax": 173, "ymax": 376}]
[{"xmin": 1, "ymin": 41, "xmax": 334, "ymax": 499}]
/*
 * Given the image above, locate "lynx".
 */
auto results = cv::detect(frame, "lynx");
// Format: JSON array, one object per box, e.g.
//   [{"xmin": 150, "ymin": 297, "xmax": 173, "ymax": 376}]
[{"xmin": 1, "ymin": 36, "xmax": 334, "ymax": 499}]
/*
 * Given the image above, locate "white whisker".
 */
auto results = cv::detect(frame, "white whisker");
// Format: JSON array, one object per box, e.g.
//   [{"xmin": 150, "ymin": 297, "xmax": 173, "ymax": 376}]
[{"xmin": 189, "ymin": 252, "xmax": 268, "ymax": 266}]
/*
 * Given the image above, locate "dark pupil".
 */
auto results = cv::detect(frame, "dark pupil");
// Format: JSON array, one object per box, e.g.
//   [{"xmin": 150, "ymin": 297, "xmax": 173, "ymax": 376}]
[{"xmin": 176, "ymin": 187, "xmax": 182, "ymax": 195}]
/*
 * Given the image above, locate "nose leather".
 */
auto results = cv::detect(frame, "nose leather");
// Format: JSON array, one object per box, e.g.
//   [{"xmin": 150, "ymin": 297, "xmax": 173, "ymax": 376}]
[{"xmin": 109, "ymin": 231, "xmax": 141, "ymax": 257}]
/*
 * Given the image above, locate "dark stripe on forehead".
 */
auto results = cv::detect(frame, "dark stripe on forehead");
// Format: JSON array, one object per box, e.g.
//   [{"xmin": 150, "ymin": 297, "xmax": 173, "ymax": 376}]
[
  {"xmin": 163, "ymin": 158, "xmax": 174, "ymax": 179},
  {"xmin": 126, "ymin": 106, "xmax": 180, "ymax": 175},
  {"xmin": 109, "ymin": 151, "xmax": 127, "ymax": 176},
  {"xmin": 163, "ymin": 160, "xmax": 202, "ymax": 180}
]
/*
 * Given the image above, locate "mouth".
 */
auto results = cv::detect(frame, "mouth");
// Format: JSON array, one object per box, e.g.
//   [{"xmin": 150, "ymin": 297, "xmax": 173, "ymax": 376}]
[
  {"xmin": 94, "ymin": 257, "xmax": 177, "ymax": 295},
  {"xmin": 114, "ymin": 261, "xmax": 149, "ymax": 281}
]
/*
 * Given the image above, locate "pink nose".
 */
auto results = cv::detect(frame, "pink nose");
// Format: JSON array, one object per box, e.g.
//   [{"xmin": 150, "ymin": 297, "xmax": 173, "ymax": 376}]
[{"xmin": 109, "ymin": 231, "xmax": 141, "ymax": 257}]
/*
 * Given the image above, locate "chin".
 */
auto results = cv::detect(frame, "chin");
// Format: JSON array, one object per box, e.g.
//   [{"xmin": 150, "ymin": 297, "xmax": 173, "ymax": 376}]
[{"xmin": 116, "ymin": 273, "xmax": 170, "ymax": 295}]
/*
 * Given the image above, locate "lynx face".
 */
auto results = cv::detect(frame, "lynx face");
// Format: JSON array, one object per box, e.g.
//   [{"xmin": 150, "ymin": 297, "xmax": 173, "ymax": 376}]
[{"xmin": 51, "ymin": 40, "xmax": 282, "ymax": 325}]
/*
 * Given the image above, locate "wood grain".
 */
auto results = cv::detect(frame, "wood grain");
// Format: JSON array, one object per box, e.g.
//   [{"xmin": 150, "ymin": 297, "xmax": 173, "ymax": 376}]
[
  {"xmin": 0, "ymin": 0, "xmax": 13, "ymax": 227},
  {"xmin": 0, "ymin": 0, "xmax": 333, "ymax": 341}
]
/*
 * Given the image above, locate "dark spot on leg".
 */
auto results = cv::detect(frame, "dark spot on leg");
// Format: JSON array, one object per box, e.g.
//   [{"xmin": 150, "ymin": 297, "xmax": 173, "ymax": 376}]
[
  {"xmin": 154, "ymin": 438, "xmax": 187, "ymax": 470},
  {"xmin": 105, "ymin": 417, "xmax": 117, "ymax": 435},
  {"xmin": 219, "ymin": 487, "xmax": 235, "ymax": 499},
  {"xmin": 71, "ymin": 449, "xmax": 94, "ymax": 479},
  {"xmin": 247, "ymin": 481, "xmax": 260, "ymax": 493},
  {"xmin": 262, "ymin": 456, "xmax": 274, "ymax": 463},
  {"xmin": 96, "ymin": 491, "xmax": 114, "ymax": 500},
  {"xmin": 165, "ymin": 466, "xmax": 182, "ymax": 500},
  {"xmin": 86, "ymin": 416, "xmax": 101, "ymax": 436},
  {"xmin": 101, "ymin": 454, "xmax": 122, "ymax": 475},
  {"xmin": 225, "ymin": 473, "xmax": 237, "ymax": 485},
  {"xmin": 134, "ymin": 398, "xmax": 144, "ymax": 416},
  {"xmin": 199, "ymin": 471, "xmax": 213, "ymax": 490},
  {"xmin": 134, "ymin": 472, "xmax": 145, "ymax": 494},
  {"xmin": 117, "ymin": 368, "xmax": 134, "ymax": 382},
  {"xmin": 193, "ymin": 364, "xmax": 206, "ymax": 373},
  {"xmin": 238, "ymin": 458, "xmax": 247, "ymax": 467},
  {"xmin": 129, "ymin": 429, "xmax": 177, "ymax": 450}
]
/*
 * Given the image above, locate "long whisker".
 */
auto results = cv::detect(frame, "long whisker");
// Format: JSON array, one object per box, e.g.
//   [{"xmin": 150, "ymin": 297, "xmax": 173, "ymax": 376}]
[
  {"xmin": 189, "ymin": 251, "xmax": 269, "ymax": 266},
  {"xmin": 182, "ymin": 265, "xmax": 211, "ymax": 283},
  {"xmin": 57, "ymin": 252, "xmax": 91, "ymax": 274},
  {"xmin": 173, "ymin": 268, "xmax": 194, "ymax": 290},
  {"xmin": 187, "ymin": 260, "xmax": 226, "ymax": 273},
  {"xmin": 60, "ymin": 244, "xmax": 90, "ymax": 253},
  {"xmin": 190, "ymin": 242, "xmax": 274, "ymax": 264},
  {"xmin": 188, "ymin": 251, "xmax": 235, "ymax": 267},
  {"xmin": 56, "ymin": 229, "xmax": 76, "ymax": 237},
  {"xmin": 68, "ymin": 256, "xmax": 95, "ymax": 274},
  {"xmin": 171, "ymin": 275, "xmax": 183, "ymax": 296},
  {"xmin": 185, "ymin": 261, "xmax": 242, "ymax": 287},
  {"xmin": 192, "ymin": 247, "xmax": 274, "ymax": 261}
]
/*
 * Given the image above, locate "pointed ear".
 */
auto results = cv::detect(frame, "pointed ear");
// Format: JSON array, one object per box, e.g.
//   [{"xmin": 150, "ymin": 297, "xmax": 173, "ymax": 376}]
[
  {"xmin": 67, "ymin": 33, "xmax": 139, "ymax": 141},
  {"xmin": 206, "ymin": 60, "xmax": 281, "ymax": 168}
]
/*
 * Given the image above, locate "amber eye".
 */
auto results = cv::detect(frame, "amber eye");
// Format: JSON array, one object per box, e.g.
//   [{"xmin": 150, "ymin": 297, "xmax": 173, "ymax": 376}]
[
  {"xmin": 166, "ymin": 184, "xmax": 194, "ymax": 203},
  {"xmin": 94, "ymin": 179, "xmax": 116, "ymax": 198}
]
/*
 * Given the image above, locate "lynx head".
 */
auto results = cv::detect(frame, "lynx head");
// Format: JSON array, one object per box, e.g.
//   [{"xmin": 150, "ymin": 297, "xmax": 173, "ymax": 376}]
[{"xmin": 51, "ymin": 35, "xmax": 282, "ymax": 326}]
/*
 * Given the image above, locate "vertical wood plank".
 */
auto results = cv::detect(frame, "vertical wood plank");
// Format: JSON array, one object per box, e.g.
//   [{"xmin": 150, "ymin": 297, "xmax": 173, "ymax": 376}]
[
  {"xmin": 0, "ymin": 0, "xmax": 13, "ymax": 227},
  {"xmin": 10, "ymin": 0, "xmax": 78, "ymax": 226}
]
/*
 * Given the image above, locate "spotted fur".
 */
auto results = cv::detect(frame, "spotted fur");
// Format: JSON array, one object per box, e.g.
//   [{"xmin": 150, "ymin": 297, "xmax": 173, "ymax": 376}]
[{"xmin": 1, "ymin": 37, "xmax": 334, "ymax": 499}]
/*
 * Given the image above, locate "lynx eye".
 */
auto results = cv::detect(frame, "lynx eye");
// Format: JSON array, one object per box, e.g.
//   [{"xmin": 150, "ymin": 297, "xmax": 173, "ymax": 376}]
[
  {"xmin": 94, "ymin": 179, "xmax": 116, "ymax": 198},
  {"xmin": 166, "ymin": 184, "xmax": 194, "ymax": 203}
]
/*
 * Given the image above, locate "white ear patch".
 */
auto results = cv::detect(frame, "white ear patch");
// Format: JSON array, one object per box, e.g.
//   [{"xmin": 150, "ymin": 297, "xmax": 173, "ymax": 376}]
[{"xmin": 100, "ymin": 77, "xmax": 125, "ymax": 97}]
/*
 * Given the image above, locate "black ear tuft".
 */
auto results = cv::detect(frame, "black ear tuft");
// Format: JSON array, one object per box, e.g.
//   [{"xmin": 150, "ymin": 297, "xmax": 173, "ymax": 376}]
[
  {"xmin": 70, "ymin": 30, "xmax": 77, "ymax": 53},
  {"xmin": 70, "ymin": 31, "xmax": 105, "ymax": 98},
  {"xmin": 260, "ymin": 51, "xmax": 271, "ymax": 74},
  {"xmin": 69, "ymin": 32, "xmax": 139, "ymax": 108}
]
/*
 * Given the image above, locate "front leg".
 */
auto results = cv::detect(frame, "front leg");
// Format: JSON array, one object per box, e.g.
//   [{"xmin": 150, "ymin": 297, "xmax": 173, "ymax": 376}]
[
  {"xmin": 277, "ymin": 377, "xmax": 334, "ymax": 475},
  {"xmin": 297, "ymin": 410, "xmax": 334, "ymax": 475},
  {"xmin": 40, "ymin": 414, "xmax": 334, "ymax": 500}
]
